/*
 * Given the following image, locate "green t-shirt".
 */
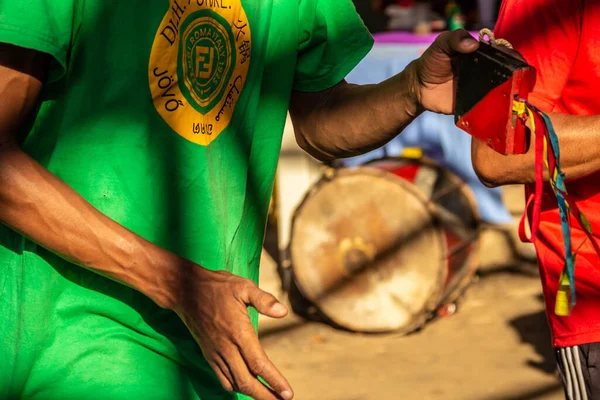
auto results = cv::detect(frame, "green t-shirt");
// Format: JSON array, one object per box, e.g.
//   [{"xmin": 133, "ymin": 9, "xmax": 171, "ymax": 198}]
[{"xmin": 0, "ymin": 1, "xmax": 372, "ymax": 398}]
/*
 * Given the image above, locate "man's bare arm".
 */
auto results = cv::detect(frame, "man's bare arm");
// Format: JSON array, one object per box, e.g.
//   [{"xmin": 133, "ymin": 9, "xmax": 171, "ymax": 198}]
[
  {"xmin": 289, "ymin": 30, "xmax": 479, "ymax": 161},
  {"xmin": 289, "ymin": 72, "xmax": 420, "ymax": 160},
  {"xmin": 0, "ymin": 44, "xmax": 293, "ymax": 400},
  {"xmin": 472, "ymin": 113, "xmax": 600, "ymax": 187},
  {"xmin": 0, "ymin": 44, "xmax": 195, "ymax": 309}
]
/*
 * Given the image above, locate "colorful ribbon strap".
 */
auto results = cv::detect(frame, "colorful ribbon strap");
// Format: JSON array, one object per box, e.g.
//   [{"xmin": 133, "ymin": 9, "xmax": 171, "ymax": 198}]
[{"xmin": 514, "ymin": 99, "xmax": 598, "ymax": 316}]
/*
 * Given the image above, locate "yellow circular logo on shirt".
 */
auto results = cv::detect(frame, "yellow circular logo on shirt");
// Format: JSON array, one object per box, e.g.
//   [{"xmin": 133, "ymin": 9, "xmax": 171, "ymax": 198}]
[{"xmin": 149, "ymin": 0, "xmax": 251, "ymax": 146}]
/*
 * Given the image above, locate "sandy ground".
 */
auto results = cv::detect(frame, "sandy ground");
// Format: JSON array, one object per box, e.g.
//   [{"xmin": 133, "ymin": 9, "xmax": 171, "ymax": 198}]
[{"xmin": 257, "ymin": 186, "xmax": 564, "ymax": 400}]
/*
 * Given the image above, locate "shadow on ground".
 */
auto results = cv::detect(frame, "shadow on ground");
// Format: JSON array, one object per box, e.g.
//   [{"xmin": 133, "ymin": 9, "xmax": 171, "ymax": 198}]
[{"xmin": 509, "ymin": 294, "xmax": 556, "ymax": 375}]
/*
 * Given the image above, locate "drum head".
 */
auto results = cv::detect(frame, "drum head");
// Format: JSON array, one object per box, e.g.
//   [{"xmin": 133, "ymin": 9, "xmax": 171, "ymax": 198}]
[{"xmin": 289, "ymin": 167, "xmax": 446, "ymax": 333}]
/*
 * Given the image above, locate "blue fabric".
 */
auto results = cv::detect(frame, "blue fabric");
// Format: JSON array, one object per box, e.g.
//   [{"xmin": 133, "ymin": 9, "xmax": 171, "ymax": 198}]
[{"xmin": 342, "ymin": 45, "xmax": 513, "ymax": 224}]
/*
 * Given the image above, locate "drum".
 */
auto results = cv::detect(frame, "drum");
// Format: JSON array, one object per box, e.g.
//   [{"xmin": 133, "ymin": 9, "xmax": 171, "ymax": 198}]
[{"xmin": 286, "ymin": 156, "xmax": 481, "ymax": 334}]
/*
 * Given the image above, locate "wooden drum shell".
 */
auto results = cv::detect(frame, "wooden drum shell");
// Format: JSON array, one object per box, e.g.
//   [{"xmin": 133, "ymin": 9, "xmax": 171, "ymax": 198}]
[{"xmin": 287, "ymin": 157, "xmax": 480, "ymax": 334}]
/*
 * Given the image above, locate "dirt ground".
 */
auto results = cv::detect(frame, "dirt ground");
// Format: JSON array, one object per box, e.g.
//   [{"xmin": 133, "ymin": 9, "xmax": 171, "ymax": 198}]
[{"xmin": 257, "ymin": 186, "xmax": 564, "ymax": 400}]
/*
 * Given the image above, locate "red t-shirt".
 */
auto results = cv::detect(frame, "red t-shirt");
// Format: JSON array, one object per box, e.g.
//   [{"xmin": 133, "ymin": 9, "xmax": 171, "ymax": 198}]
[{"xmin": 495, "ymin": 0, "xmax": 600, "ymax": 347}]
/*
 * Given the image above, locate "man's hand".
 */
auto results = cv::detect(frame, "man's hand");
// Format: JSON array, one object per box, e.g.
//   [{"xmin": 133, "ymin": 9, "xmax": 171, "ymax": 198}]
[
  {"xmin": 410, "ymin": 29, "xmax": 479, "ymax": 114},
  {"xmin": 175, "ymin": 268, "xmax": 293, "ymax": 400}
]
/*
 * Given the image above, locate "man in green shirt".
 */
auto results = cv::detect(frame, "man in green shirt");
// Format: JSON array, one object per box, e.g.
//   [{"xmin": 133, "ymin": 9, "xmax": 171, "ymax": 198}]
[{"xmin": 0, "ymin": 1, "xmax": 478, "ymax": 399}]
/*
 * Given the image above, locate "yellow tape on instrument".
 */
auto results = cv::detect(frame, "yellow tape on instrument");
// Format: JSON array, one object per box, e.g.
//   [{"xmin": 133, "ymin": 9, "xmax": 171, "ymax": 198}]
[{"xmin": 401, "ymin": 147, "xmax": 423, "ymax": 159}]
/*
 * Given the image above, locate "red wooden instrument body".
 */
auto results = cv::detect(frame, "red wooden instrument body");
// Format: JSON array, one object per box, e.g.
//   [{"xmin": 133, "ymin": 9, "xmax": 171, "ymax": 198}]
[{"xmin": 454, "ymin": 42, "xmax": 536, "ymax": 155}]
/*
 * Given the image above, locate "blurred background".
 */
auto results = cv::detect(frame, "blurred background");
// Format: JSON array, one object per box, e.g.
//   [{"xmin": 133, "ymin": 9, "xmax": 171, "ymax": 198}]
[{"xmin": 259, "ymin": 1, "xmax": 563, "ymax": 399}]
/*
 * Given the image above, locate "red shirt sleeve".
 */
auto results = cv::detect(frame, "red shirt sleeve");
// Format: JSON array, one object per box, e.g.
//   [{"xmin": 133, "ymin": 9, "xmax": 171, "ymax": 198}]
[{"xmin": 494, "ymin": 0, "xmax": 583, "ymax": 112}]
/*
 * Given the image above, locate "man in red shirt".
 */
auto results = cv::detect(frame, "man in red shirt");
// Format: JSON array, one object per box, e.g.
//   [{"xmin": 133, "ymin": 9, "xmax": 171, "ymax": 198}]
[{"xmin": 472, "ymin": 0, "xmax": 600, "ymax": 398}]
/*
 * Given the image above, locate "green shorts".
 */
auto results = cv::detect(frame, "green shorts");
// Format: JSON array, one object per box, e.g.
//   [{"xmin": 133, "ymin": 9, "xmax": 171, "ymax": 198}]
[{"xmin": 0, "ymin": 233, "xmax": 245, "ymax": 400}]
